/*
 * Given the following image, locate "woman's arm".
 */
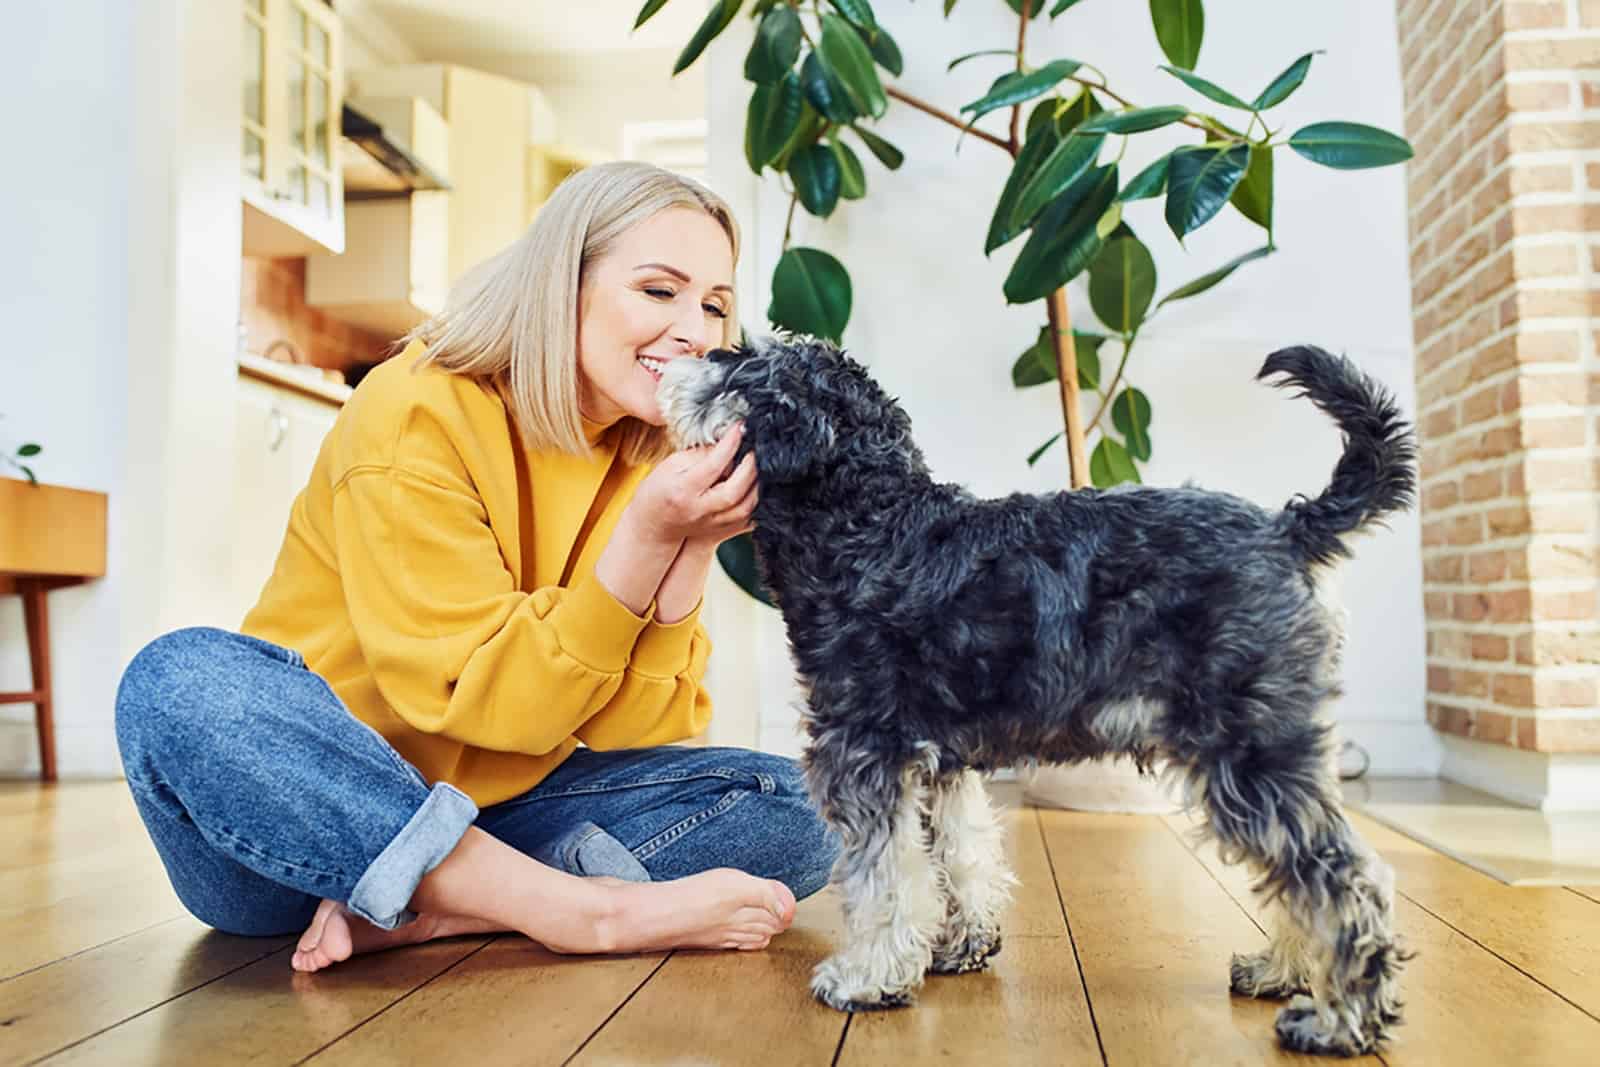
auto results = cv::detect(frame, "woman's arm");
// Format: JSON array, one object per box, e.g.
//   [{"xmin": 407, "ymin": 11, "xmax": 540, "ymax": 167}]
[{"xmin": 653, "ymin": 539, "xmax": 718, "ymax": 624}]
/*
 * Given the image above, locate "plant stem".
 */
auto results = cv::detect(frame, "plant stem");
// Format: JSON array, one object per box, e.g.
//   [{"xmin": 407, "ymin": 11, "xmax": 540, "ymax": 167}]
[
  {"xmin": 884, "ymin": 86, "xmax": 1013, "ymax": 153},
  {"xmin": 783, "ymin": 192, "xmax": 799, "ymax": 249},
  {"xmin": 1068, "ymin": 75, "xmax": 1236, "ymax": 138},
  {"xmin": 1089, "ymin": 331, "xmax": 1139, "ymax": 432},
  {"xmin": 1046, "ymin": 289, "xmax": 1090, "ymax": 489},
  {"xmin": 1010, "ymin": 0, "xmax": 1033, "ymax": 155}
]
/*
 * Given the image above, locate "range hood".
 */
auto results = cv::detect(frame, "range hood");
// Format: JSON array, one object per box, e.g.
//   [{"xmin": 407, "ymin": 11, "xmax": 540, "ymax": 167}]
[{"xmin": 340, "ymin": 101, "xmax": 451, "ymax": 198}]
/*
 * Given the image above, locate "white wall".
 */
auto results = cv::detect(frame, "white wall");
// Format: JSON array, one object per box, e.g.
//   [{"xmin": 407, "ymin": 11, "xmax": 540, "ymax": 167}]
[
  {"xmin": 703, "ymin": 0, "xmax": 1437, "ymax": 774},
  {"xmin": 0, "ymin": 0, "xmax": 241, "ymax": 778}
]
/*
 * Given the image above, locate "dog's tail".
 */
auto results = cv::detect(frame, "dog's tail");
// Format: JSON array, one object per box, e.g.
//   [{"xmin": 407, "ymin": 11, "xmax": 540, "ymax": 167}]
[{"xmin": 1258, "ymin": 345, "xmax": 1417, "ymax": 567}]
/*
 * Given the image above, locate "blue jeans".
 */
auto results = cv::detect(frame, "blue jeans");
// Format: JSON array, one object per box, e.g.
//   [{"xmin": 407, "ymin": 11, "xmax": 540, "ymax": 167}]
[{"xmin": 114, "ymin": 627, "xmax": 837, "ymax": 938}]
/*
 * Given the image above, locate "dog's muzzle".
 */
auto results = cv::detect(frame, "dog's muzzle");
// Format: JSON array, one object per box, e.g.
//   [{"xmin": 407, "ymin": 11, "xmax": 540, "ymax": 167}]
[{"xmin": 657, "ymin": 357, "xmax": 746, "ymax": 449}]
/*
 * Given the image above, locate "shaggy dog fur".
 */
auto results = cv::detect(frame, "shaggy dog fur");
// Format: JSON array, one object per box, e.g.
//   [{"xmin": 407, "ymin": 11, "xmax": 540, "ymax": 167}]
[{"xmin": 657, "ymin": 336, "xmax": 1416, "ymax": 1057}]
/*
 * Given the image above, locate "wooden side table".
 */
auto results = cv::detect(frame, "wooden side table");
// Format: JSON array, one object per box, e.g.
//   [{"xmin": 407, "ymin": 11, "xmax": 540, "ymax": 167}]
[{"xmin": 0, "ymin": 478, "xmax": 108, "ymax": 782}]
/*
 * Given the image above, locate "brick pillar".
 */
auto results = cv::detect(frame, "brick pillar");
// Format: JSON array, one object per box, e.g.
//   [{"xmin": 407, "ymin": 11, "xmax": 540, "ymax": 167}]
[{"xmin": 1397, "ymin": 0, "xmax": 1599, "ymax": 766}]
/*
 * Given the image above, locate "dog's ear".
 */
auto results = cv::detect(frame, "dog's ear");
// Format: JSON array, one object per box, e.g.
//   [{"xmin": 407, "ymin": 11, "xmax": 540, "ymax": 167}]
[{"xmin": 751, "ymin": 400, "xmax": 835, "ymax": 483}]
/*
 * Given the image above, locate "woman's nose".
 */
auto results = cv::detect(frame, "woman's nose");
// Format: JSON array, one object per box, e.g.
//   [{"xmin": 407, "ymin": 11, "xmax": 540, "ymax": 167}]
[{"xmin": 671, "ymin": 308, "xmax": 709, "ymax": 355}]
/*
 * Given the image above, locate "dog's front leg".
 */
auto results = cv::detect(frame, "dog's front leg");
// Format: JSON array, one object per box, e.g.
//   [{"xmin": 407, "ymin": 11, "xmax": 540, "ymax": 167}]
[
  {"xmin": 927, "ymin": 769, "xmax": 1015, "ymax": 974},
  {"xmin": 808, "ymin": 761, "xmax": 943, "ymax": 1011}
]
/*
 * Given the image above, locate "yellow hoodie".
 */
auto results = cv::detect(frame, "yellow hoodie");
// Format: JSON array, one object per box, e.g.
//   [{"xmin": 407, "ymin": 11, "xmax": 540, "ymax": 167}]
[{"xmin": 240, "ymin": 343, "xmax": 711, "ymax": 807}]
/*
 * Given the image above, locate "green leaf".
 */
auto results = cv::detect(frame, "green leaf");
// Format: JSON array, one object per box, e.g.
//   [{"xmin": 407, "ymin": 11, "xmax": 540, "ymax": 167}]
[
  {"xmin": 859, "ymin": 22, "xmax": 903, "ymax": 76},
  {"xmin": 1119, "ymin": 152, "xmax": 1171, "ymax": 200},
  {"xmin": 745, "ymin": 74, "xmax": 804, "ymax": 173},
  {"xmin": 819, "ymin": 13, "xmax": 888, "ymax": 118},
  {"xmin": 1252, "ymin": 51, "xmax": 1318, "ymax": 110},
  {"xmin": 1111, "ymin": 388, "xmax": 1153, "ymax": 461},
  {"xmin": 1011, "ymin": 131, "xmax": 1105, "ymax": 235},
  {"xmin": 1230, "ymin": 143, "xmax": 1273, "ymax": 232},
  {"xmin": 18, "ymin": 464, "xmax": 37, "ymax": 485},
  {"xmin": 745, "ymin": 5, "xmax": 802, "ymax": 84},
  {"xmin": 1287, "ymin": 122, "xmax": 1415, "ymax": 169},
  {"xmin": 1157, "ymin": 65, "xmax": 1247, "ymax": 110},
  {"xmin": 1076, "ymin": 105, "xmax": 1188, "ymax": 134},
  {"xmin": 828, "ymin": 0, "xmax": 877, "ymax": 29},
  {"xmin": 989, "ymin": 122, "xmax": 1063, "ymax": 253},
  {"xmin": 1149, "ymin": 0, "xmax": 1204, "ymax": 70},
  {"xmin": 961, "ymin": 58, "xmax": 1082, "ymax": 121},
  {"xmin": 769, "ymin": 247, "xmax": 852, "ymax": 341},
  {"xmin": 772, "ymin": 103, "xmax": 826, "ymax": 171},
  {"xmin": 635, "ymin": 0, "xmax": 672, "ymax": 30},
  {"xmin": 944, "ymin": 0, "xmax": 959, "ymax": 16},
  {"xmin": 17, "ymin": 443, "xmax": 42, "ymax": 457},
  {"xmin": 833, "ymin": 140, "xmax": 868, "ymax": 198},
  {"xmin": 1004, "ymin": 0, "xmax": 1048, "ymax": 19},
  {"xmin": 851, "ymin": 124, "xmax": 904, "ymax": 169},
  {"xmin": 1156, "ymin": 244, "xmax": 1273, "ymax": 308},
  {"xmin": 673, "ymin": 0, "xmax": 742, "ymax": 75},
  {"xmin": 1090, "ymin": 436, "xmax": 1141, "ymax": 486},
  {"xmin": 1088, "ymin": 235, "xmax": 1157, "ymax": 334},
  {"xmin": 1050, "ymin": 0, "xmax": 1089, "ymax": 13},
  {"xmin": 1164, "ymin": 142, "xmax": 1248, "ymax": 239},
  {"xmin": 790, "ymin": 144, "xmax": 843, "ymax": 217},
  {"xmin": 802, "ymin": 51, "xmax": 859, "ymax": 123},
  {"xmin": 1027, "ymin": 432, "xmax": 1064, "ymax": 467},
  {"xmin": 1076, "ymin": 332, "xmax": 1103, "ymax": 388},
  {"xmin": 717, "ymin": 533, "xmax": 775, "ymax": 607},
  {"xmin": 1012, "ymin": 327, "xmax": 1057, "ymax": 387},
  {"xmin": 948, "ymin": 49, "xmax": 1017, "ymax": 72},
  {"xmin": 1003, "ymin": 163, "xmax": 1120, "ymax": 304}
]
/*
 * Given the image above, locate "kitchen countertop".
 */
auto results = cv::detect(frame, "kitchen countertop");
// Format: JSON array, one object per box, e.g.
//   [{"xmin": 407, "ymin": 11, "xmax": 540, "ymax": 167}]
[{"xmin": 237, "ymin": 352, "xmax": 353, "ymax": 406}]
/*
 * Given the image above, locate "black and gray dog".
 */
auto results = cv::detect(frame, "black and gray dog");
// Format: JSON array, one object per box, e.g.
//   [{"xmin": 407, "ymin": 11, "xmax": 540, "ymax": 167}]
[{"xmin": 658, "ymin": 336, "xmax": 1415, "ymax": 1057}]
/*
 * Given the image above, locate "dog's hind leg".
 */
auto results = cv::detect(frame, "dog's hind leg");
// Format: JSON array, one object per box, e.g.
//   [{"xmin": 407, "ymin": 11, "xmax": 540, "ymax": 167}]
[
  {"xmin": 927, "ymin": 769, "xmax": 1015, "ymax": 974},
  {"xmin": 805, "ymin": 749, "xmax": 943, "ymax": 1011},
  {"xmin": 1229, "ymin": 896, "xmax": 1316, "ymax": 999},
  {"xmin": 1193, "ymin": 744, "xmax": 1406, "ymax": 1056}
]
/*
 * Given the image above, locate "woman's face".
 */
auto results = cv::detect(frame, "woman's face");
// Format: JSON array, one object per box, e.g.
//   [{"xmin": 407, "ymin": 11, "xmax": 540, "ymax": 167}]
[{"xmin": 576, "ymin": 206, "xmax": 735, "ymax": 427}]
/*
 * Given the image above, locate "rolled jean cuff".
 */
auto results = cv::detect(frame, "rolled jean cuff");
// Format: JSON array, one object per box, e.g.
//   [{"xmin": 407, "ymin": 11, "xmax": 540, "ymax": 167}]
[{"xmin": 347, "ymin": 782, "xmax": 478, "ymax": 930}]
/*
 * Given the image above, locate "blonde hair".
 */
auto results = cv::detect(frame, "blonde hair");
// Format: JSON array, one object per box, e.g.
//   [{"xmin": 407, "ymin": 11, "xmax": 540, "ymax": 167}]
[{"xmin": 403, "ymin": 161, "xmax": 741, "ymax": 465}]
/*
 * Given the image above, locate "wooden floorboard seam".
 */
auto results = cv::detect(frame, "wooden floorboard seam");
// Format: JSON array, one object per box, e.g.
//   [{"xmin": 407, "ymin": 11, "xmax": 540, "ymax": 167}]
[
  {"xmin": 559, "ymin": 951, "xmax": 675, "ymax": 1067},
  {"xmin": 1033, "ymin": 807, "xmax": 1109, "ymax": 1067}
]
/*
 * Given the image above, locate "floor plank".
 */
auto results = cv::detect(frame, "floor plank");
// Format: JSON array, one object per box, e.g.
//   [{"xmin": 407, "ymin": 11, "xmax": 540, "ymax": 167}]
[
  {"xmin": 1040, "ymin": 809, "xmax": 1352, "ymax": 1066},
  {"xmin": 0, "ymin": 917, "xmax": 290, "ymax": 1067},
  {"xmin": 302, "ymin": 940, "xmax": 663, "ymax": 1066},
  {"xmin": 0, "ymin": 870, "xmax": 184, "ymax": 980},
  {"xmin": 40, "ymin": 938, "xmax": 492, "ymax": 1065},
  {"xmin": 1347, "ymin": 810, "xmax": 1600, "ymax": 1022},
  {"xmin": 1165, "ymin": 811, "xmax": 1600, "ymax": 1065},
  {"xmin": 1569, "ymin": 886, "xmax": 1600, "ymax": 907},
  {"xmin": 568, "ymin": 892, "xmax": 848, "ymax": 1066}
]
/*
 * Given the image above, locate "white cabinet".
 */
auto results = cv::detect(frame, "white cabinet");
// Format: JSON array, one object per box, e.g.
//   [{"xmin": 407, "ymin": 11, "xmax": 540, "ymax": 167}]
[
  {"xmin": 241, "ymin": 0, "xmax": 344, "ymax": 256},
  {"xmin": 230, "ymin": 369, "xmax": 343, "ymax": 625}
]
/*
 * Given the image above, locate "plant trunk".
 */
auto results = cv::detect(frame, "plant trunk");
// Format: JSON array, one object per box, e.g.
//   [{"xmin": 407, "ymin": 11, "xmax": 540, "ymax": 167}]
[{"xmin": 1046, "ymin": 287, "xmax": 1090, "ymax": 489}]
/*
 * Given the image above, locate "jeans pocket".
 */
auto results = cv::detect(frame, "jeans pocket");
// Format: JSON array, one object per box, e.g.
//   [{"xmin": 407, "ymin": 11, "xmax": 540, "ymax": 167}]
[{"xmin": 535, "ymin": 821, "xmax": 651, "ymax": 882}]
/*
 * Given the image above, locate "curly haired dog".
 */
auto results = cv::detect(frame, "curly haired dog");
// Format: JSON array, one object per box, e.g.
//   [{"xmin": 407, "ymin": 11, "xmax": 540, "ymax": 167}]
[{"xmin": 657, "ymin": 336, "xmax": 1416, "ymax": 1057}]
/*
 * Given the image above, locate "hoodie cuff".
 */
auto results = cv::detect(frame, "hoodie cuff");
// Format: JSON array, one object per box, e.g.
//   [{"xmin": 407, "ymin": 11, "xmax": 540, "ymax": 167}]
[
  {"xmin": 631, "ymin": 600, "xmax": 705, "ymax": 679},
  {"xmin": 554, "ymin": 572, "xmax": 653, "ymax": 674}
]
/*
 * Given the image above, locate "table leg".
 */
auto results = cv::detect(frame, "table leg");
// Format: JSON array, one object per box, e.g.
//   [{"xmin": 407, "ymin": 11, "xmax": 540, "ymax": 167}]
[{"xmin": 19, "ymin": 578, "xmax": 55, "ymax": 782}]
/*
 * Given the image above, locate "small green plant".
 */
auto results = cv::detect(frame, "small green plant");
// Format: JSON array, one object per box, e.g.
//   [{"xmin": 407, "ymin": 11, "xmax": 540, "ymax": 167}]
[{"xmin": 0, "ymin": 414, "xmax": 42, "ymax": 485}]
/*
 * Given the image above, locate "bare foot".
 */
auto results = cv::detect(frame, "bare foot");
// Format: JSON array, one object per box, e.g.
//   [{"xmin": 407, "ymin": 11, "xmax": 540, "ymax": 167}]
[
  {"xmin": 597, "ymin": 868, "xmax": 797, "ymax": 954},
  {"xmin": 290, "ymin": 899, "xmax": 502, "ymax": 973}
]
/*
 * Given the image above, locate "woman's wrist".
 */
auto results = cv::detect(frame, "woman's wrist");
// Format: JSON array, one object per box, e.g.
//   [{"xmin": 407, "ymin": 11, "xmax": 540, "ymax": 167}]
[
  {"xmin": 654, "ymin": 539, "xmax": 717, "ymax": 624},
  {"xmin": 595, "ymin": 512, "xmax": 683, "ymax": 617}
]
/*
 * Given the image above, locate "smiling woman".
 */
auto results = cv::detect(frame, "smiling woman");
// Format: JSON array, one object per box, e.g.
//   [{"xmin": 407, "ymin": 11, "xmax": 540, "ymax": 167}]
[{"xmin": 113, "ymin": 161, "xmax": 837, "ymax": 978}]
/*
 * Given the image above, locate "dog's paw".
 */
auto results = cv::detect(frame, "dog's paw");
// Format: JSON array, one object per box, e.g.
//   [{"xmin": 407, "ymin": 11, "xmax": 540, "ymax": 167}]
[
  {"xmin": 811, "ymin": 956, "xmax": 918, "ymax": 1013},
  {"xmin": 930, "ymin": 928, "xmax": 1003, "ymax": 975},
  {"xmin": 1230, "ymin": 950, "xmax": 1310, "ymax": 999},
  {"xmin": 1274, "ymin": 996, "xmax": 1375, "ymax": 1057}
]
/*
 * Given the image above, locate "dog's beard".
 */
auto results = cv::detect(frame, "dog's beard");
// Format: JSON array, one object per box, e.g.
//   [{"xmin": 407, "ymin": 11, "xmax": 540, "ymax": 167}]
[{"xmin": 657, "ymin": 358, "xmax": 748, "ymax": 449}]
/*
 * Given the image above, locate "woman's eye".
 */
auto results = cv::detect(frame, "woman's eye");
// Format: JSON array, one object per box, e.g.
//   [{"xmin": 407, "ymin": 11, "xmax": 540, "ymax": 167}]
[
  {"xmin": 643, "ymin": 287, "xmax": 675, "ymax": 300},
  {"xmin": 703, "ymin": 304, "xmax": 729, "ymax": 319}
]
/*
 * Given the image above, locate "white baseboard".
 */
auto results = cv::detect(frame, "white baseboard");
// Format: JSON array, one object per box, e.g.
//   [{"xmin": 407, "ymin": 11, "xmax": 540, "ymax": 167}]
[
  {"xmin": 1440, "ymin": 735, "xmax": 1600, "ymax": 812},
  {"xmin": 1336, "ymin": 718, "xmax": 1444, "ymax": 777}
]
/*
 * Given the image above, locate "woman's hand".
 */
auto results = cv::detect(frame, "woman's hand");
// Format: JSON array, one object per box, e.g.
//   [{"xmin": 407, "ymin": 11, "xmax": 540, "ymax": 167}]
[
  {"xmin": 627, "ymin": 424, "xmax": 758, "ymax": 548},
  {"xmin": 595, "ymin": 425, "xmax": 758, "ymax": 617}
]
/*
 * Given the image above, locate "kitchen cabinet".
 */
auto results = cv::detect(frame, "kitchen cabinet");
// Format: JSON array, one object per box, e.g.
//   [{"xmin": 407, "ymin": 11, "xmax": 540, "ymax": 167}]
[
  {"xmin": 348, "ymin": 64, "xmax": 529, "ymax": 285},
  {"xmin": 306, "ymin": 96, "xmax": 451, "ymax": 335},
  {"xmin": 230, "ymin": 362, "xmax": 346, "ymax": 624},
  {"xmin": 241, "ymin": 0, "xmax": 345, "ymax": 256},
  {"xmin": 526, "ymin": 144, "xmax": 589, "ymax": 226}
]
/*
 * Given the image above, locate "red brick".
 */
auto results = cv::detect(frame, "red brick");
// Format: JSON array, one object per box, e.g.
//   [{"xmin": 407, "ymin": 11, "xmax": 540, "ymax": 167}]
[
  {"xmin": 1521, "ymin": 415, "xmax": 1589, "ymax": 448},
  {"xmin": 1473, "ymin": 709, "xmax": 1516, "ymax": 744},
  {"xmin": 1507, "ymin": 78, "xmax": 1572, "ymax": 110},
  {"xmin": 1471, "ymin": 633, "xmax": 1511, "ymax": 661},
  {"xmin": 1491, "ymin": 587, "xmax": 1534, "ymax": 622},
  {"xmin": 1494, "ymin": 671, "xmax": 1536, "ymax": 706},
  {"xmin": 1521, "ymin": 715, "xmax": 1600, "ymax": 753},
  {"xmin": 1536, "ymin": 675, "xmax": 1600, "ymax": 708},
  {"xmin": 1470, "ymin": 547, "xmax": 1511, "ymax": 580},
  {"xmin": 1533, "ymin": 587, "xmax": 1600, "ymax": 621}
]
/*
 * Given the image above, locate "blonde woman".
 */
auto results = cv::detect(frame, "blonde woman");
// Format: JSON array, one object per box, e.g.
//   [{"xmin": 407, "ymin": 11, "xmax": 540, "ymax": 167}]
[{"xmin": 114, "ymin": 162, "xmax": 836, "ymax": 971}]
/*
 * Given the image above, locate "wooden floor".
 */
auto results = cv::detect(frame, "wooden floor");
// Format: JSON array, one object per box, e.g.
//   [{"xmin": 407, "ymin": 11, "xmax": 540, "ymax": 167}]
[{"xmin": 4, "ymin": 780, "xmax": 1598, "ymax": 1066}]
